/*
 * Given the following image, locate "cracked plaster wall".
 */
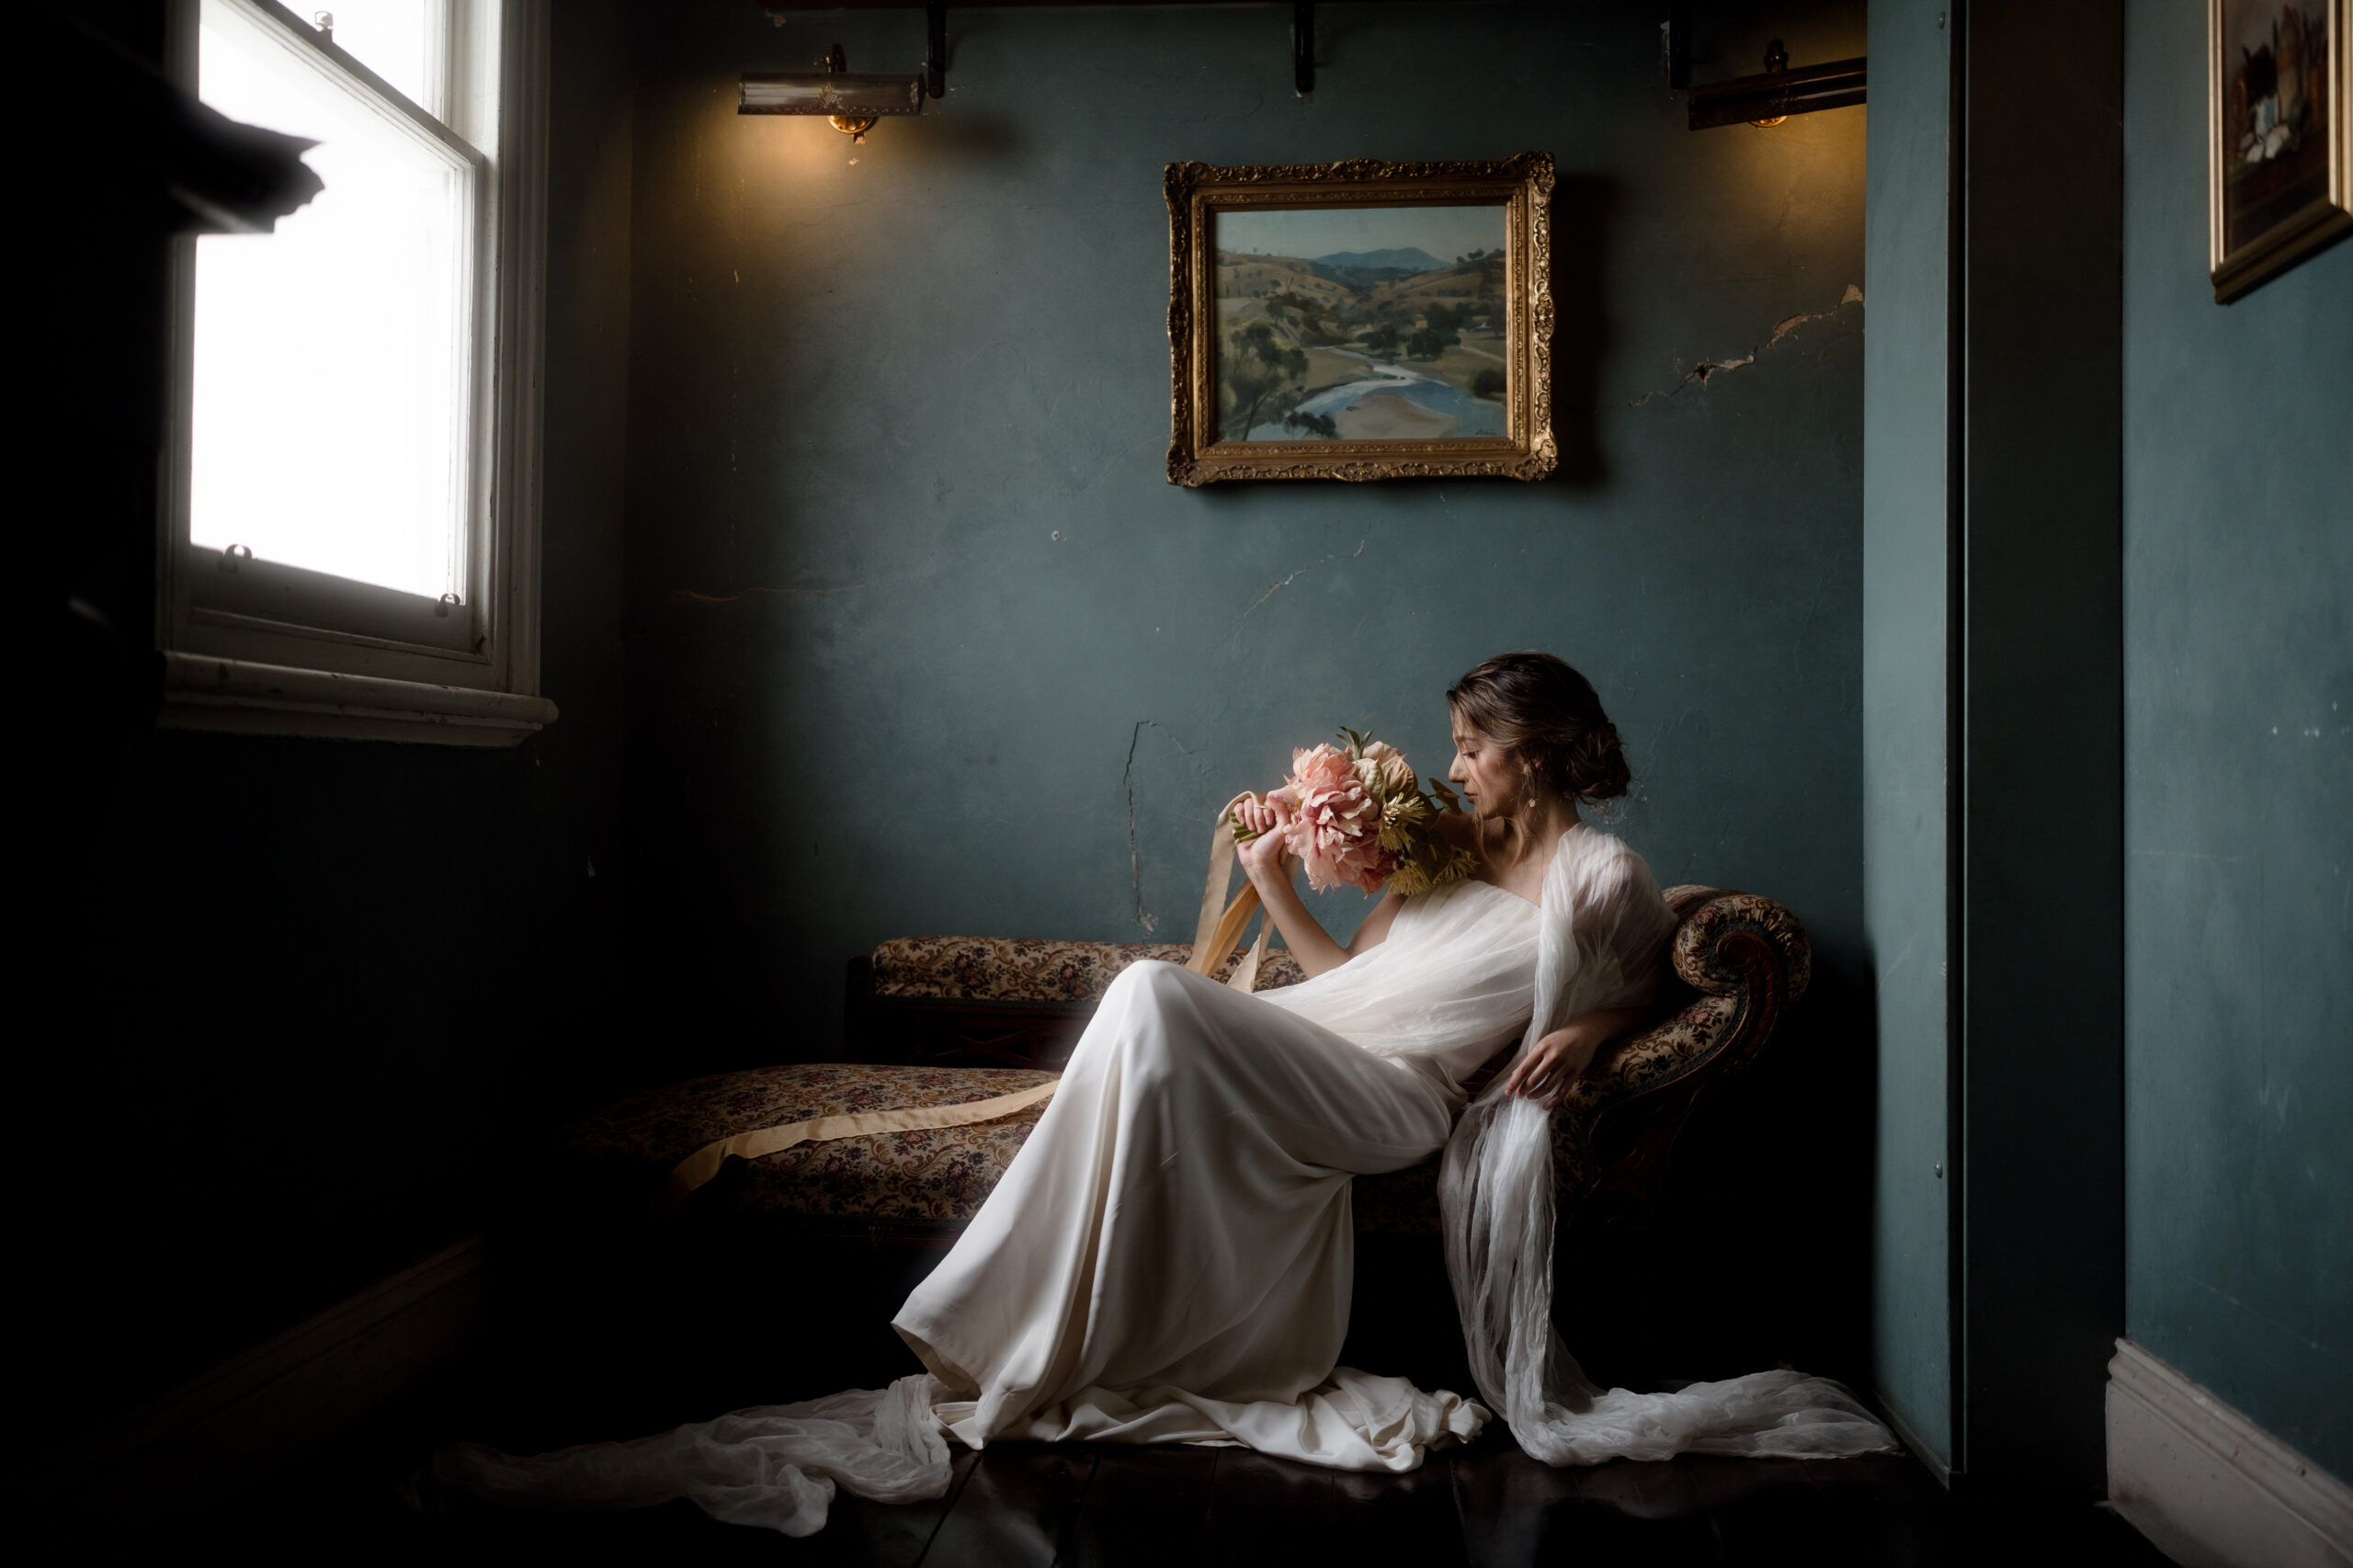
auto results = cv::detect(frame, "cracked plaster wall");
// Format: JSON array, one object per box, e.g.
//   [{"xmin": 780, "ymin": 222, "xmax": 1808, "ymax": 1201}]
[{"xmin": 619, "ymin": 1, "xmax": 1870, "ymax": 1372}]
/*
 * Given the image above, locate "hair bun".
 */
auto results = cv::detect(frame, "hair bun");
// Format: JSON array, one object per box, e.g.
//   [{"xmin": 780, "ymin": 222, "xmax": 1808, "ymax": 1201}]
[{"xmin": 1566, "ymin": 722, "xmax": 1630, "ymax": 801}]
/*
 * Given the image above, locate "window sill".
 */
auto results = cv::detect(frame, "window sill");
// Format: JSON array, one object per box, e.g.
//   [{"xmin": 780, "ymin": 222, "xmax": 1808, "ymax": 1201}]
[{"xmin": 158, "ymin": 650, "xmax": 557, "ymax": 746}]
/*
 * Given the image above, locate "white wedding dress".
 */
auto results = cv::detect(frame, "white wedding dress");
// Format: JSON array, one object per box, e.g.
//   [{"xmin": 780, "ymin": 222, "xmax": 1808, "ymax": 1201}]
[{"xmin": 437, "ymin": 824, "xmax": 1893, "ymax": 1534}]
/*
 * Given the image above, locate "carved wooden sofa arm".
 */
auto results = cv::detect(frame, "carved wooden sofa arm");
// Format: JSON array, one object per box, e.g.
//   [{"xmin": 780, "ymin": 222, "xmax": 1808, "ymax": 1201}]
[{"xmin": 1552, "ymin": 885, "xmax": 1808, "ymax": 1225}]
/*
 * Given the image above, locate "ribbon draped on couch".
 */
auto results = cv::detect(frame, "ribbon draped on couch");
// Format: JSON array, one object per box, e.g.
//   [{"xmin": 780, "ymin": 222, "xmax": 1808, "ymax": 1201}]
[{"xmin": 662, "ymin": 796, "xmax": 1285, "ymax": 1205}]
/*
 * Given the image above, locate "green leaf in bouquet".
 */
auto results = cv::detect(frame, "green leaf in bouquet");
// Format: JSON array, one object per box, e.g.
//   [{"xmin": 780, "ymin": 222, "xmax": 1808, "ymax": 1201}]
[{"xmin": 1427, "ymin": 776, "xmax": 1464, "ymax": 813}]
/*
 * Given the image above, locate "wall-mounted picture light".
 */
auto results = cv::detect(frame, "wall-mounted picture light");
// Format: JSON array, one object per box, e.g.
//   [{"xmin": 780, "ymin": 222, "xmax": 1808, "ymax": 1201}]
[
  {"xmin": 1685, "ymin": 38, "xmax": 1866, "ymax": 131},
  {"xmin": 741, "ymin": 43, "xmax": 922, "ymax": 142},
  {"xmin": 741, "ymin": 2, "xmax": 946, "ymax": 143}
]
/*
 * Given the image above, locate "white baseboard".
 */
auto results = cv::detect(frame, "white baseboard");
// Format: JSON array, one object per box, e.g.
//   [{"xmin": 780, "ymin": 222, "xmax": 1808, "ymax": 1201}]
[
  {"xmin": 2108, "ymin": 1338, "xmax": 2352, "ymax": 1568},
  {"xmin": 57, "ymin": 1235, "xmax": 487, "ymax": 1513}
]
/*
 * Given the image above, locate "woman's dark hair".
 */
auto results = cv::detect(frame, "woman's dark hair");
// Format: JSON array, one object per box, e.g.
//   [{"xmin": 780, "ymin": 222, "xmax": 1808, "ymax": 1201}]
[{"xmin": 1447, "ymin": 651, "xmax": 1631, "ymax": 801}]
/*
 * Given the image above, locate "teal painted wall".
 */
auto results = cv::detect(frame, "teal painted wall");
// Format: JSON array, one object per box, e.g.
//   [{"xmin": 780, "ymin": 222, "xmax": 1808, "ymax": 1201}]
[
  {"xmin": 1861, "ymin": 0, "xmax": 1952, "ymax": 1473},
  {"xmin": 2121, "ymin": 0, "xmax": 2353, "ymax": 1482},
  {"xmin": 620, "ymin": 0, "xmax": 1874, "ymax": 1372}
]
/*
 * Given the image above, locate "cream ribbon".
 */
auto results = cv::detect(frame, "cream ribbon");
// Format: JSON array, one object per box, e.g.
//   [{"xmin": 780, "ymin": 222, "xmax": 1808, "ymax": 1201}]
[
  {"xmin": 664, "ymin": 798, "xmax": 1274, "ymax": 1206},
  {"xmin": 1188, "ymin": 790, "xmax": 1276, "ymax": 993},
  {"xmin": 664, "ymin": 1076, "xmax": 1063, "ymax": 1206}
]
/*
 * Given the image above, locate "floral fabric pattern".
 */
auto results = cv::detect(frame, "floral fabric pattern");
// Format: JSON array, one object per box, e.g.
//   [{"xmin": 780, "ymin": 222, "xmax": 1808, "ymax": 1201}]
[
  {"xmin": 567, "ymin": 1063, "xmax": 1057, "ymax": 1225},
  {"xmin": 873, "ymin": 936, "xmax": 1305, "ymax": 1002}
]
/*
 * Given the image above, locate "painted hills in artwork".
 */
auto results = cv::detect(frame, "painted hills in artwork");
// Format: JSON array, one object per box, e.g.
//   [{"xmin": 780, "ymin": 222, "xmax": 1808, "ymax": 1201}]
[
  {"xmin": 1308, "ymin": 246, "xmax": 1448, "ymax": 284},
  {"xmin": 1315, "ymin": 246, "xmax": 1444, "ymax": 271},
  {"xmin": 1212, "ymin": 245, "xmax": 1509, "ymax": 442}
]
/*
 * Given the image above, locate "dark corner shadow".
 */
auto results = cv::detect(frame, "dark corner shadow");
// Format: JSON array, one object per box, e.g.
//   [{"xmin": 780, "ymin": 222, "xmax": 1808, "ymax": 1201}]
[
  {"xmin": 1852, "ymin": 938, "xmax": 1883, "ymax": 1338},
  {"xmin": 1548, "ymin": 171, "xmax": 1616, "ymax": 491},
  {"xmin": 1589, "ymin": 947, "xmax": 1881, "ymax": 1392}
]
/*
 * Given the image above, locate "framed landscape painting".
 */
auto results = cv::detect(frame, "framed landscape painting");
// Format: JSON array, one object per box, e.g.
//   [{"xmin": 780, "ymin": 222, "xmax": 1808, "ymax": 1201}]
[
  {"xmin": 2211, "ymin": 0, "xmax": 2351, "ymax": 301},
  {"xmin": 1165, "ymin": 153, "xmax": 1554, "ymax": 484}
]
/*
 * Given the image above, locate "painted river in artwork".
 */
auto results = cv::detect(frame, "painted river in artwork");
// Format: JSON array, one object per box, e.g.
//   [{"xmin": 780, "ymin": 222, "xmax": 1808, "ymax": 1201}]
[{"xmin": 1245, "ymin": 351, "xmax": 1506, "ymax": 441}]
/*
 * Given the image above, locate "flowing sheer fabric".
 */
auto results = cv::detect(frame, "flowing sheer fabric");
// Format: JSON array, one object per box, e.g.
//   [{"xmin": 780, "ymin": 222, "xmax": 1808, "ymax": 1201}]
[
  {"xmin": 1438, "ymin": 828, "xmax": 1894, "ymax": 1461},
  {"xmin": 434, "ymin": 1376, "xmax": 949, "ymax": 1537},
  {"xmin": 433, "ymin": 824, "xmax": 1890, "ymax": 1534}
]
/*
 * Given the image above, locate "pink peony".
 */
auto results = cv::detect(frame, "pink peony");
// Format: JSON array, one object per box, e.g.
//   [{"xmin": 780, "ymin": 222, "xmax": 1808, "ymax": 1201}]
[{"xmin": 1276, "ymin": 744, "xmax": 1398, "ymax": 895}]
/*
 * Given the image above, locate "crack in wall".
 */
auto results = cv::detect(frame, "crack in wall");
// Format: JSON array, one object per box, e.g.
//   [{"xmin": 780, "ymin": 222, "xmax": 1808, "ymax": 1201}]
[
  {"xmin": 669, "ymin": 583, "xmax": 865, "ymax": 604},
  {"xmin": 1121, "ymin": 721, "xmax": 1160, "ymax": 935},
  {"xmin": 1628, "ymin": 284, "xmax": 1863, "ymax": 407},
  {"xmin": 1241, "ymin": 538, "xmax": 1368, "ymax": 619}
]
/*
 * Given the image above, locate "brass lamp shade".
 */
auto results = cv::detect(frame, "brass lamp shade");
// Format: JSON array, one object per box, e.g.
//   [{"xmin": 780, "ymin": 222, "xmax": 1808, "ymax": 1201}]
[
  {"xmin": 1688, "ymin": 56, "xmax": 1866, "ymax": 130},
  {"xmin": 738, "ymin": 73, "xmax": 925, "ymax": 120}
]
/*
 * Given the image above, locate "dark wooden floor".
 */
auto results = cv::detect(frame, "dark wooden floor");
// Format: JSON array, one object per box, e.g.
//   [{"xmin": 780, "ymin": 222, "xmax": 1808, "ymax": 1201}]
[
  {"xmin": 112, "ymin": 1232, "xmax": 2175, "ymax": 1563},
  {"xmin": 155, "ymin": 1397, "xmax": 2175, "ymax": 1566}
]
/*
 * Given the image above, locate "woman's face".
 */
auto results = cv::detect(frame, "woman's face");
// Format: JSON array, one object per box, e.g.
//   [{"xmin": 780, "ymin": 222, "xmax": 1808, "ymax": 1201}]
[{"xmin": 1447, "ymin": 709, "xmax": 1527, "ymax": 818}]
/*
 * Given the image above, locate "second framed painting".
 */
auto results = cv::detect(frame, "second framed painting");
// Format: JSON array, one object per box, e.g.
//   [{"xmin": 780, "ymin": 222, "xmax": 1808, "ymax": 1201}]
[
  {"xmin": 1165, "ymin": 153, "xmax": 1555, "ymax": 484},
  {"xmin": 2210, "ymin": 0, "xmax": 2350, "ymax": 301}
]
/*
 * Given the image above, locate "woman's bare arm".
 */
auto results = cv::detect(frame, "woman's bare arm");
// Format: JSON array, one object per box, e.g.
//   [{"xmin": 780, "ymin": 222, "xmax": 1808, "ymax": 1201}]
[
  {"xmin": 1344, "ymin": 893, "xmax": 1405, "ymax": 958},
  {"xmin": 1245, "ymin": 865, "xmax": 1383, "ymax": 978},
  {"xmin": 1233, "ymin": 795, "xmax": 1404, "ymax": 979}
]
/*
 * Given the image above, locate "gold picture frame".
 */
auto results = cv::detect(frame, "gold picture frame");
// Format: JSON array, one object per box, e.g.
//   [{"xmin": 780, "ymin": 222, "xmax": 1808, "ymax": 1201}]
[
  {"xmin": 2211, "ymin": 0, "xmax": 2352, "ymax": 301},
  {"xmin": 1165, "ymin": 153, "xmax": 1555, "ymax": 485}
]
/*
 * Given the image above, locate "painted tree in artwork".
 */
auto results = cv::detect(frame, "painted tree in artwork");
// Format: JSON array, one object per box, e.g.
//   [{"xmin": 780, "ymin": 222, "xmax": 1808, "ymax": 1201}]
[{"xmin": 1224, "ymin": 322, "xmax": 1309, "ymax": 437}]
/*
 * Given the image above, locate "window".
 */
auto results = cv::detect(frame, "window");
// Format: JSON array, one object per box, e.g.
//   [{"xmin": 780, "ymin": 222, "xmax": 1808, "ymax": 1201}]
[{"xmin": 161, "ymin": 0, "xmax": 551, "ymax": 745}]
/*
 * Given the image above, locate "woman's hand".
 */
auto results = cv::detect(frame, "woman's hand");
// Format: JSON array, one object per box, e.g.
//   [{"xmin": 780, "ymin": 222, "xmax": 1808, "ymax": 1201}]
[
  {"xmin": 1226, "ymin": 791, "xmax": 1350, "ymax": 979},
  {"xmin": 1502, "ymin": 1024, "xmax": 1601, "ymax": 1109},
  {"xmin": 1502, "ymin": 1006, "xmax": 1649, "ymax": 1108},
  {"xmin": 1234, "ymin": 793, "xmax": 1297, "ymax": 884}
]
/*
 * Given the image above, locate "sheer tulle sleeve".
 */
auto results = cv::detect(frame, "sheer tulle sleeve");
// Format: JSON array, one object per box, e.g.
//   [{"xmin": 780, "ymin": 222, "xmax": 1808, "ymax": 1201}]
[
  {"xmin": 1437, "ymin": 827, "xmax": 1895, "ymax": 1465},
  {"xmin": 1552, "ymin": 832, "xmax": 1679, "ymax": 1018}
]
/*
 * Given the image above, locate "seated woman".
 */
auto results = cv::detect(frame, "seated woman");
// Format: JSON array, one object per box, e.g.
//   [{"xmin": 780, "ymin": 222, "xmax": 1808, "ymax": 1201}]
[{"xmin": 438, "ymin": 652, "xmax": 1892, "ymax": 1534}]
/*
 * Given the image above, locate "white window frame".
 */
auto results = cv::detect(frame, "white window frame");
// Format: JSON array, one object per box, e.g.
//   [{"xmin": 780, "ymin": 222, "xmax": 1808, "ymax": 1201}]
[{"xmin": 159, "ymin": 0, "xmax": 552, "ymax": 746}]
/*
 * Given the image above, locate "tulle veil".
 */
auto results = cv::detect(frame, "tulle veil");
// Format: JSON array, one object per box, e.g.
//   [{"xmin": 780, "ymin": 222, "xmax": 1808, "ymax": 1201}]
[{"xmin": 1437, "ymin": 825, "xmax": 1893, "ymax": 1462}]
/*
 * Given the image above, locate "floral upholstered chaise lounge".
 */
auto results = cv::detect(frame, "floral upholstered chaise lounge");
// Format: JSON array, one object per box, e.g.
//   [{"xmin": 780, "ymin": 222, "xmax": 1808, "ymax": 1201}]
[{"xmin": 566, "ymin": 886, "xmax": 1812, "ymax": 1244}]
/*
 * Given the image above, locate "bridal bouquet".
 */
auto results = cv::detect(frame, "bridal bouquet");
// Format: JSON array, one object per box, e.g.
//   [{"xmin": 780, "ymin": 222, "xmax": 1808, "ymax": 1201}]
[{"xmin": 1232, "ymin": 729, "xmax": 1478, "ymax": 897}]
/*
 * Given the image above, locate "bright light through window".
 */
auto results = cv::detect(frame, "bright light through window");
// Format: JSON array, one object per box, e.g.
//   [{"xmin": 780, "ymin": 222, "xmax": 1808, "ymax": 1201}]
[
  {"xmin": 192, "ymin": 0, "xmax": 475, "ymax": 601},
  {"xmin": 319, "ymin": 0, "xmax": 446, "ymax": 116}
]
